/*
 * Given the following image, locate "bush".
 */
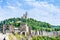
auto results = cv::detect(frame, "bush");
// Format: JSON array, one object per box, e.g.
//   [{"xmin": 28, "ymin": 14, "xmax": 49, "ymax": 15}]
[{"xmin": 32, "ymin": 36, "xmax": 60, "ymax": 40}]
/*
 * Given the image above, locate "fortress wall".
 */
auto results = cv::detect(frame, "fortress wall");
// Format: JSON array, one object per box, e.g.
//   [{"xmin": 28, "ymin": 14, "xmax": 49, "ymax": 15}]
[{"xmin": 31, "ymin": 31, "xmax": 60, "ymax": 37}]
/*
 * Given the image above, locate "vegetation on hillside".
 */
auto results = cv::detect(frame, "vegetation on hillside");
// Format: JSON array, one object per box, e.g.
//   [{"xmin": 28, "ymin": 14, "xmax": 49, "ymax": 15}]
[
  {"xmin": 0, "ymin": 17, "xmax": 60, "ymax": 31},
  {"xmin": 32, "ymin": 36, "xmax": 60, "ymax": 40}
]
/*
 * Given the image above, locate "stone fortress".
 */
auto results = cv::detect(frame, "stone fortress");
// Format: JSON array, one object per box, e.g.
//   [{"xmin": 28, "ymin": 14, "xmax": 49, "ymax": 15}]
[{"xmin": 0, "ymin": 12, "xmax": 60, "ymax": 37}]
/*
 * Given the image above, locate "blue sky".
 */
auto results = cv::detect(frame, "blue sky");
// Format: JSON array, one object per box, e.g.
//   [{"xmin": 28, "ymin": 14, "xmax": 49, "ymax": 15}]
[{"xmin": 0, "ymin": 0, "xmax": 60, "ymax": 25}]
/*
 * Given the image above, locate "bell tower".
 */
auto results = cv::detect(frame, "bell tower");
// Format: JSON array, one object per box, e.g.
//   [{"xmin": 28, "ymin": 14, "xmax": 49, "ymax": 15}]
[{"xmin": 22, "ymin": 11, "xmax": 28, "ymax": 19}]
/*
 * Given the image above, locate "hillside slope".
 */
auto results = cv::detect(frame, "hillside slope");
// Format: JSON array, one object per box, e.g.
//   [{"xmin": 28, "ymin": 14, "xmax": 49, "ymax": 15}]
[{"xmin": 0, "ymin": 18, "xmax": 60, "ymax": 31}]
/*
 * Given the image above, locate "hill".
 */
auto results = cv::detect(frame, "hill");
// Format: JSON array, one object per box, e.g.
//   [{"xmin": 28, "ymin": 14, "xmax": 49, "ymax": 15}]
[{"xmin": 0, "ymin": 17, "xmax": 60, "ymax": 31}]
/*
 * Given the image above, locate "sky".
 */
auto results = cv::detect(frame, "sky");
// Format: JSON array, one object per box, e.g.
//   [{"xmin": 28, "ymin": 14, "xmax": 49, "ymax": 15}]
[{"xmin": 0, "ymin": 0, "xmax": 60, "ymax": 25}]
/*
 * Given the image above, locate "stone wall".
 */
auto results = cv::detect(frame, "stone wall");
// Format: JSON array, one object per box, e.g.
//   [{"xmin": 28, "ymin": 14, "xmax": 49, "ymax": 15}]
[{"xmin": 31, "ymin": 30, "xmax": 60, "ymax": 37}]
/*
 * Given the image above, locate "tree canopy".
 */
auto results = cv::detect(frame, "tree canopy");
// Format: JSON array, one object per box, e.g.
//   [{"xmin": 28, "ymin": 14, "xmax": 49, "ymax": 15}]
[{"xmin": 0, "ymin": 17, "xmax": 60, "ymax": 31}]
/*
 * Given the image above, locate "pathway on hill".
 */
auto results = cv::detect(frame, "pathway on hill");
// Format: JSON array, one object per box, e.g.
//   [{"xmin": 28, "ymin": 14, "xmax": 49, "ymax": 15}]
[
  {"xmin": 0, "ymin": 33, "xmax": 9, "ymax": 40},
  {"xmin": 0, "ymin": 34, "xmax": 6, "ymax": 40}
]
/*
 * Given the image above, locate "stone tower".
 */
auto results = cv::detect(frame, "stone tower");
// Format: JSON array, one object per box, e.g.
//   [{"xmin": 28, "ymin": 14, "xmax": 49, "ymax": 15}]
[
  {"xmin": 19, "ymin": 12, "xmax": 31, "ymax": 36},
  {"xmin": 22, "ymin": 11, "xmax": 28, "ymax": 19}
]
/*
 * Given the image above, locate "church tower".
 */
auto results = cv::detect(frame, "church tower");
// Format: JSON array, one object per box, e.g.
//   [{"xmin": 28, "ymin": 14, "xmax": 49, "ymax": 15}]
[
  {"xmin": 19, "ymin": 12, "xmax": 31, "ymax": 36},
  {"xmin": 21, "ymin": 11, "xmax": 28, "ymax": 24},
  {"xmin": 22, "ymin": 11, "xmax": 28, "ymax": 19}
]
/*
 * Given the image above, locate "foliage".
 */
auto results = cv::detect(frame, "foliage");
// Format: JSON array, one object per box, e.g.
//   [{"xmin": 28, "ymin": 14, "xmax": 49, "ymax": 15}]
[
  {"xmin": 8, "ymin": 34, "xmax": 13, "ymax": 40},
  {"xmin": 32, "ymin": 36, "xmax": 60, "ymax": 40},
  {"xmin": 0, "ymin": 17, "xmax": 60, "ymax": 31},
  {"xmin": 14, "ymin": 33, "xmax": 20, "ymax": 40}
]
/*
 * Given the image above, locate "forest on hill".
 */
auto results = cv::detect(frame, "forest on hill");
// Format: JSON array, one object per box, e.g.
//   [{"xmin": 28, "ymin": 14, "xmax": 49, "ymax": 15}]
[{"xmin": 0, "ymin": 18, "xmax": 60, "ymax": 31}]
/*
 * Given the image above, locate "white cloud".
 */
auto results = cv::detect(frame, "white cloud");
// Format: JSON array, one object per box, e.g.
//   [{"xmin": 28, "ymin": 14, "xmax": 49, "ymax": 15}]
[
  {"xmin": 25, "ymin": 1, "xmax": 60, "ymax": 25},
  {"xmin": 6, "ymin": 0, "xmax": 22, "ymax": 7},
  {"xmin": 0, "ymin": 7, "xmax": 8, "ymax": 21},
  {"xmin": 6, "ymin": 6, "xmax": 15, "ymax": 9},
  {"xmin": 0, "ymin": 6, "xmax": 26, "ymax": 21},
  {"xmin": 16, "ymin": 2, "xmax": 22, "ymax": 7},
  {"xmin": 44, "ymin": 0, "xmax": 54, "ymax": 2},
  {"xmin": 0, "ymin": 0, "xmax": 60, "ymax": 25}
]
